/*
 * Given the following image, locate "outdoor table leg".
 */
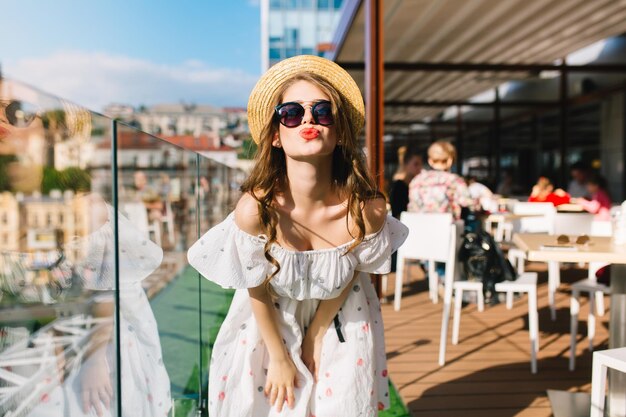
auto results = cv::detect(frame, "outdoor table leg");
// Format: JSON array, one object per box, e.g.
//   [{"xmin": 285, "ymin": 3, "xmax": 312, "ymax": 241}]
[{"xmin": 609, "ymin": 264, "xmax": 626, "ymax": 417}]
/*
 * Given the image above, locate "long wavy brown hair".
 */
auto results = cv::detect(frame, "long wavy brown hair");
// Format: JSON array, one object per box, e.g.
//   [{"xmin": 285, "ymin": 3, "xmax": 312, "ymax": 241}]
[{"xmin": 240, "ymin": 72, "xmax": 384, "ymax": 292}]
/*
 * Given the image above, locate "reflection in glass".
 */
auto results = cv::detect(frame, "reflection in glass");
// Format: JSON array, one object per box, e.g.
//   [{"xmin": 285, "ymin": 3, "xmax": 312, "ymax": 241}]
[
  {"xmin": 0, "ymin": 79, "xmax": 171, "ymax": 417},
  {"xmin": 0, "ymin": 77, "xmax": 247, "ymax": 416}
]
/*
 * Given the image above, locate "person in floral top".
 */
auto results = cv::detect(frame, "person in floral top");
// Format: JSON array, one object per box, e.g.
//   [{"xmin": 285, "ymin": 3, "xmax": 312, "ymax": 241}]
[{"xmin": 407, "ymin": 141, "xmax": 472, "ymax": 220}]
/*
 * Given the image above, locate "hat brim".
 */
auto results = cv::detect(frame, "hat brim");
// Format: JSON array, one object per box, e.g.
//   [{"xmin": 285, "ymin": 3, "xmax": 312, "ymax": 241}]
[{"xmin": 247, "ymin": 55, "xmax": 365, "ymax": 144}]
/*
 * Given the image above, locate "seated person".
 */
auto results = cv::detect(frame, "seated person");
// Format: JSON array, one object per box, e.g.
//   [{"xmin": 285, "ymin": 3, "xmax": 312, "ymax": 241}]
[
  {"xmin": 572, "ymin": 174, "xmax": 612, "ymax": 220},
  {"xmin": 466, "ymin": 176, "xmax": 494, "ymax": 212},
  {"xmin": 528, "ymin": 176, "xmax": 570, "ymax": 206}
]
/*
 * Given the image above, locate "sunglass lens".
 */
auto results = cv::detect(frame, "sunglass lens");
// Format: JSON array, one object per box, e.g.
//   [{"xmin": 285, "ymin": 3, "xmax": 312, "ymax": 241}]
[
  {"xmin": 313, "ymin": 101, "xmax": 333, "ymax": 126},
  {"xmin": 5, "ymin": 100, "xmax": 37, "ymax": 128},
  {"xmin": 277, "ymin": 103, "xmax": 304, "ymax": 127}
]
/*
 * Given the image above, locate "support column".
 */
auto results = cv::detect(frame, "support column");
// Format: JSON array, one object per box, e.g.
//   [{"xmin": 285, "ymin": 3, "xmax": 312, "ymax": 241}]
[
  {"xmin": 623, "ymin": 83, "xmax": 626, "ymax": 201},
  {"xmin": 365, "ymin": 0, "xmax": 384, "ymax": 190},
  {"xmin": 494, "ymin": 87, "xmax": 501, "ymax": 186},
  {"xmin": 456, "ymin": 105, "xmax": 464, "ymax": 175},
  {"xmin": 365, "ymin": 0, "xmax": 384, "ymax": 299},
  {"xmin": 559, "ymin": 60, "xmax": 568, "ymax": 188}
]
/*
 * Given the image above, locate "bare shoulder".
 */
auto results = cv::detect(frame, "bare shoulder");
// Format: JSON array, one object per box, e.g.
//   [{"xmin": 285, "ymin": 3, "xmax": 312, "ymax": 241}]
[
  {"xmin": 362, "ymin": 197, "xmax": 388, "ymax": 235},
  {"xmin": 234, "ymin": 192, "xmax": 263, "ymax": 236}
]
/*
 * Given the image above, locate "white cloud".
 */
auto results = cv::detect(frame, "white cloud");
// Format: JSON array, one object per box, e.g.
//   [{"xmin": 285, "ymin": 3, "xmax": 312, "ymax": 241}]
[{"xmin": 4, "ymin": 51, "xmax": 259, "ymax": 111}]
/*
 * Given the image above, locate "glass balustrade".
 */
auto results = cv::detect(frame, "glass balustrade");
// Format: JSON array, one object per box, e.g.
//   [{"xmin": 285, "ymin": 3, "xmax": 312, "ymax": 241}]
[{"xmin": 0, "ymin": 77, "xmax": 244, "ymax": 417}]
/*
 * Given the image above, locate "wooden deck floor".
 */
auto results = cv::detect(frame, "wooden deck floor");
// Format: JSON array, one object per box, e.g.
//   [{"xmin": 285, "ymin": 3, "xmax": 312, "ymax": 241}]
[{"xmin": 381, "ymin": 262, "xmax": 609, "ymax": 416}]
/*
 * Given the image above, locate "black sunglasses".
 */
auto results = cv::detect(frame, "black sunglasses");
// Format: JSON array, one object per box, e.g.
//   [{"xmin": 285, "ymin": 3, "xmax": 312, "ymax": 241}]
[
  {"xmin": 0, "ymin": 100, "xmax": 39, "ymax": 128},
  {"xmin": 274, "ymin": 100, "xmax": 334, "ymax": 128}
]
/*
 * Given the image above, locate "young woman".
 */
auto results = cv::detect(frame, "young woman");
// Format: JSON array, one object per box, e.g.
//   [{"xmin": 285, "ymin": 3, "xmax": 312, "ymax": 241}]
[
  {"xmin": 188, "ymin": 55, "xmax": 408, "ymax": 416},
  {"xmin": 573, "ymin": 174, "xmax": 612, "ymax": 220},
  {"xmin": 407, "ymin": 141, "xmax": 472, "ymax": 220}
]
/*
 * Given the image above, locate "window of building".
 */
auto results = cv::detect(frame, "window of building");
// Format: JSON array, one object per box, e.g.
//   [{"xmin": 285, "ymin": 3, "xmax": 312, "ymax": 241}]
[
  {"xmin": 302, "ymin": 0, "xmax": 314, "ymax": 8},
  {"xmin": 269, "ymin": 47, "xmax": 282, "ymax": 60},
  {"xmin": 270, "ymin": 0, "xmax": 282, "ymax": 8},
  {"xmin": 333, "ymin": 0, "xmax": 343, "ymax": 9},
  {"xmin": 301, "ymin": 47, "xmax": 315, "ymax": 55},
  {"xmin": 285, "ymin": 28, "xmax": 299, "ymax": 48},
  {"xmin": 318, "ymin": 0, "xmax": 329, "ymax": 9},
  {"xmin": 288, "ymin": 0, "xmax": 299, "ymax": 8},
  {"xmin": 270, "ymin": 36, "xmax": 283, "ymax": 48}
]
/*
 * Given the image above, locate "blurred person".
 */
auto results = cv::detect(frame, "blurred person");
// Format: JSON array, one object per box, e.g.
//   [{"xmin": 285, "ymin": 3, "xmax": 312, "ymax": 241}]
[
  {"xmin": 132, "ymin": 170, "xmax": 164, "ymax": 221},
  {"xmin": 389, "ymin": 146, "xmax": 422, "ymax": 219},
  {"xmin": 568, "ymin": 161, "xmax": 590, "ymax": 198},
  {"xmin": 466, "ymin": 176, "xmax": 494, "ymax": 212},
  {"xmin": 408, "ymin": 140, "xmax": 472, "ymax": 220},
  {"xmin": 389, "ymin": 147, "xmax": 422, "ymax": 273},
  {"xmin": 392, "ymin": 146, "xmax": 407, "ymax": 181},
  {"xmin": 496, "ymin": 169, "xmax": 514, "ymax": 196},
  {"xmin": 572, "ymin": 173, "xmax": 612, "ymax": 220},
  {"xmin": 528, "ymin": 176, "xmax": 570, "ymax": 206}
]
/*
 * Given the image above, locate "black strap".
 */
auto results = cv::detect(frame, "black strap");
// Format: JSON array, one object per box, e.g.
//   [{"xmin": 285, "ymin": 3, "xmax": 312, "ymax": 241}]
[{"xmin": 333, "ymin": 314, "xmax": 345, "ymax": 343}]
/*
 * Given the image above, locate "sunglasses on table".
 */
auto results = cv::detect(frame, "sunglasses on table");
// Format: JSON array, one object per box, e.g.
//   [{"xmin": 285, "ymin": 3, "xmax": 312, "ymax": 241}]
[
  {"xmin": 556, "ymin": 234, "xmax": 590, "ymax": 245},
  {"xmin": 274, "ymin": 100, "xmax": 334, "ymax": 128}
]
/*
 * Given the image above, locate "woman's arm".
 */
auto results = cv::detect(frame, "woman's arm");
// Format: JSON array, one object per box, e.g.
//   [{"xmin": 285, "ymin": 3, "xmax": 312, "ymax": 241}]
[
  {"xmin": 301, "ymin": 270, "xmax": 359, "ymax": 380},
  {"xmin": 301, "ymin": 197, "xmax": 387, "ymax": 379},
  {"xmin": 235, "ymin": 194, "xmax": 297, "ymax": 412}
]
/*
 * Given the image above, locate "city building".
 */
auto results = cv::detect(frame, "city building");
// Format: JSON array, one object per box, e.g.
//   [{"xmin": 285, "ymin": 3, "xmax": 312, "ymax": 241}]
[{"xmin": 261, "ymin": 0, "xmax": 344, "ymax": 71}]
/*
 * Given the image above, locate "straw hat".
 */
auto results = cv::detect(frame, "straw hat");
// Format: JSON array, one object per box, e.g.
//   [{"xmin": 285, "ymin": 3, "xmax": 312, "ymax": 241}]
[{"xmin": 247, "ymin": 55, "xmax": 365, "ymax": 144}]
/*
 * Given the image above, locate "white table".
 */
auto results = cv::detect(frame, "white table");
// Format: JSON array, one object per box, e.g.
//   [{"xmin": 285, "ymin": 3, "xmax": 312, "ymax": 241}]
[{"xmin": 513, "ymin": 233, "xmax": 626, "ymax": 417}]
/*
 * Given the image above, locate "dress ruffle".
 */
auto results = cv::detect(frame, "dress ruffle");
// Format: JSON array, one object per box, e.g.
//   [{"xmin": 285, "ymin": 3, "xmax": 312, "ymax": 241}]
[{"xmin": 187, "ymin": 212, "xmax": 409, "ymax": 299}]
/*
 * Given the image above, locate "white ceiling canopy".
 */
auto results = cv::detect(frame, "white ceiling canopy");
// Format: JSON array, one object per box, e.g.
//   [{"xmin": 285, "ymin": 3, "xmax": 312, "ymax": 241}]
[{"xmin": 331, "ymin": 0, "xmax": 626, "ymax": 132}]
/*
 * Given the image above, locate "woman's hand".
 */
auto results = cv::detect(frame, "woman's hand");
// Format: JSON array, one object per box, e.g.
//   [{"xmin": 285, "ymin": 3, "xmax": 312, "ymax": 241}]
[
  {"xmin": 301, "ymin": 331, "xmax": 324, "ymax": 382},
  {"xmin": 264, "ymin": 356, "xmax": 299, "ymax": 412},
  {"xmin": 79, "ymin": 354, "xmax": 113, "ymax": 417}
]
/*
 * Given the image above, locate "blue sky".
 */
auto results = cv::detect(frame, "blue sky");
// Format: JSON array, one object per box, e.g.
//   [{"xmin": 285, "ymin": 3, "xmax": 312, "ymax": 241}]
[{"xmin": 0, "ymin": 0, "xmax": 261, "ymax": 110}]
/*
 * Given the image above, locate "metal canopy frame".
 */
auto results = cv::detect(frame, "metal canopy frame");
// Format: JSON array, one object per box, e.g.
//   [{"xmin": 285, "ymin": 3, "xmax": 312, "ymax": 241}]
[{"xmin": 330, "ymin": 0, "xmax": 626, "ymax": 190}]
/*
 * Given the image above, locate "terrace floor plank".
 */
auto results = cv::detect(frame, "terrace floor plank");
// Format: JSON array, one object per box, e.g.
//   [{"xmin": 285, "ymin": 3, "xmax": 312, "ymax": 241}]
[{"xmin": 381, "ymin": 262, "xmax": 607, "ymax": 417}]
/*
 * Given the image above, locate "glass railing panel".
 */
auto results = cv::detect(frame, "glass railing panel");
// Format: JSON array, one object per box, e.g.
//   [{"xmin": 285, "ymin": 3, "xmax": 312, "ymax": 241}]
[
  {"xmin": 0, "ymin": 78, "xmax": 119, "ymax": 416},
  {"xmin": 114, "ymin": 121, "xmax": 203, "ymax": 416},
  {"xmin": 196, "ymin": 156, "xmax": 244, "ymax": 414}
]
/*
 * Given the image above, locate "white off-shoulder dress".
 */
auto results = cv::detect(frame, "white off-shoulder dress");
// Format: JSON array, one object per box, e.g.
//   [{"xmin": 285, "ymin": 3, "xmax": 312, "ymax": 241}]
[{"xmin": 187, "ymin": 211, "xmax": 408, "ymax": 417}]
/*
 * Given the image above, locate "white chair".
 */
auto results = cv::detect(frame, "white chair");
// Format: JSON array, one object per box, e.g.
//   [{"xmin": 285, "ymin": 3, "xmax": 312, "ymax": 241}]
[
  {"xmin": 590, "ymin": 347, "xmax": 626, "ymax": 417},
  {"xmin": 547, "ymin": 389, "xmax": 591, "ymax": 417},
  {"xmin": 569, "ymin": 262, "xmax": 611, "ymax": 371},
  {"xmin": 161, "ymin": 200, "xmax": 175, "ymax": 244},
  {"xmin": 451, "ymin": 280, "xmax": 484, "ymax": 344},
  {"xmin": 512, "ymin": 202, "xmax": 556, "ymax": 234},
  {"xmin": 495, "ymin": 272, "xmax": 540, "ymax": 373},
  {"xmin": 121, "ymin": 202, "xmax": 162, "ymax": 246},
  {"xmin": 504, "ymin": 248, "xmax": 528, "ymax": 308},
  {"xmin": 501, "ymin": 204, "xmax": 556, "ymax": 270},
  {"xmin": 394, "ymin": 212, "xmax": 455, "ymax": 310},
  {"xmin": 591, "ymin": 220, "xmax": 612, "ymax": 237},
  {"xmin": 438, "ymin": 222, "xmax": 461, "ymax": 366}
]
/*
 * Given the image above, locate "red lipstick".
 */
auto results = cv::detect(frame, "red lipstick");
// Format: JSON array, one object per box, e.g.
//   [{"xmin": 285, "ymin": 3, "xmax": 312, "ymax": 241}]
[
  {"xmin": 299, "ymin": 128, "xmax": 319, "ymax": 140},
  {"xmin": 0, "ymin": 126, "xmax": 10, "ymax": 140}
]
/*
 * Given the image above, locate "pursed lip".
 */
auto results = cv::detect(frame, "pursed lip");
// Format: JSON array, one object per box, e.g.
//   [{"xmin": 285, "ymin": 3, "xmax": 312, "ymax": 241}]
[
  {"xmin": 0, "ymin": 125, "xmax": 10, "ymax": 140},
  {"xmin": 299, "ymin": 128, "xmax": 320, "ymax": 140}
]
